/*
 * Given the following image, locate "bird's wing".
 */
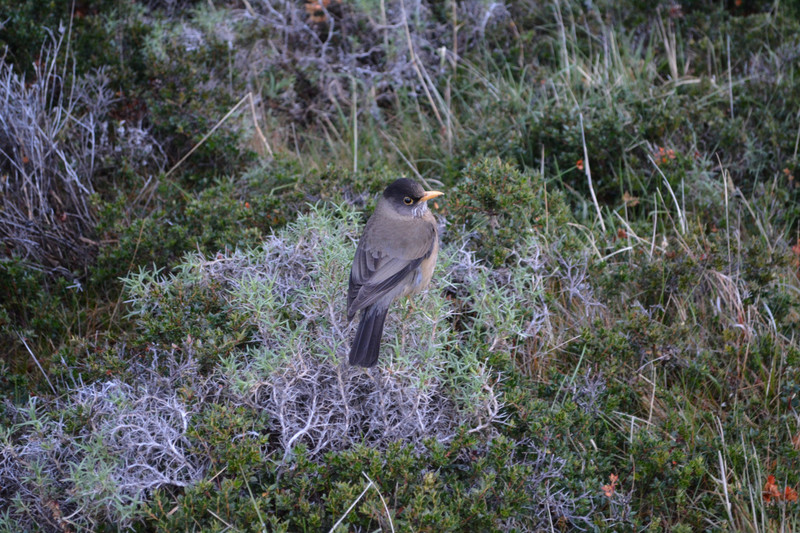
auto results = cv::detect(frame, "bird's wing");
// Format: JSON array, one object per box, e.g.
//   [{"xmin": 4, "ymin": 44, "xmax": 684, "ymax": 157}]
[{"xmin": 347, "ymin": 223, "xmax": 435, "ymax": 318}]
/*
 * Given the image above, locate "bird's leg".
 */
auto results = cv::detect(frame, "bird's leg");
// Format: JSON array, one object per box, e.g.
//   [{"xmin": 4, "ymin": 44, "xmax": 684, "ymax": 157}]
[
  {"xmin": 367, "ymin": 367, "xmax": 389, "ymax": 428},
  {"xmin": 400, "ymin": 296, "xmax": 415, "ymax": 350},
  {"xmin": 400, "ymin": 314, "xmax": 407, "ymax": 354},
  {"xmin": 402, "ymin": 293, "xmax": 420, "ymax": 317}
]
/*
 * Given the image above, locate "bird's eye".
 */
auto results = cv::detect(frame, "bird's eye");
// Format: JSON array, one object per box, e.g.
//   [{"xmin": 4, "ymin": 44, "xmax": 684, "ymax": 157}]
[{"xmin": 403, "ymin": 196, "xmax": 413, "ymax": 205}]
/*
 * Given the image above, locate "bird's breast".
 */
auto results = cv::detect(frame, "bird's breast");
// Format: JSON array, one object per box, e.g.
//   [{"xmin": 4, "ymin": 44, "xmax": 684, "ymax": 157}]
[{"xmin": 401, "ymin": 237, "xmax": 439, "ymax": 298}]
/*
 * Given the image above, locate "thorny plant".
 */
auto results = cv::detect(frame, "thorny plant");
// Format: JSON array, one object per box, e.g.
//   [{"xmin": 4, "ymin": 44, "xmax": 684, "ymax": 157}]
[
  {"xmin": 569, "ymin": 369, "xmax": 607, "ymax": 416},
  {"xmin": 120, "ymin": 203, "xmax": 605, "ymax": 463},
  {"xmin": 131, "ymin": 205, "xmax": 598, "ymax": 529},
  {"xmin": 0, "ymin": 358, "xmax": 204, "ymax": 532},
  {"xmin": 514, "ymin": 436, "xmax": 595, "ymax": 532},
  {"xmin": 175, "ymin": 204, "xmax": 505, "ymax": 458},
  {"xmin": 455, "ymin": 235, "xmax": 603, "ymax": 379}
]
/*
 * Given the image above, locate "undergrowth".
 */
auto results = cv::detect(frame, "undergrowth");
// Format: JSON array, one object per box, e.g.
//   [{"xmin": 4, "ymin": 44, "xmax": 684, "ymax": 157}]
[{"xmin": 2, "ymin": 0, "xmax": 800, "ymax": 531}]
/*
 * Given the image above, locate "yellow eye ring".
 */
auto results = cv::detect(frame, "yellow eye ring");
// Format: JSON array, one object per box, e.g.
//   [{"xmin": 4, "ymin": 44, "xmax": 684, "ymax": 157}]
[{"xmin": 403, "ymin": 197, "xmax": 413, "ymax": 205}]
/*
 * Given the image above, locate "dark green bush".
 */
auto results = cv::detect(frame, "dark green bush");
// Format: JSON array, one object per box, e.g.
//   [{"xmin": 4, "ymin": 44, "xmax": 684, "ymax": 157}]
[
  {"xmin": 0, "ymin": 258, "xmax": 85, "ymax": 398},
  {"xmin": 93, "ymin": 161, "xmax": 304, "ymax": 286},
  {"xmin": 0, "ymin": 0, "xmax": 119, "ymax": 75},
  {"xmin": 447, "ymin": 157, "xmax": 571, "ymax": 265},
  {"xmin": 148, "ymin": 430, "xmax": 595, "ymax": 532}
]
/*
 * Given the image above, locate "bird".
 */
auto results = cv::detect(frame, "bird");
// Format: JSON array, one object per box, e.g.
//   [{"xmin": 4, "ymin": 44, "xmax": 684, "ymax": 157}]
[{"xmin": 347, "ymin": 178, "xmax": 443, "ymax": 367}]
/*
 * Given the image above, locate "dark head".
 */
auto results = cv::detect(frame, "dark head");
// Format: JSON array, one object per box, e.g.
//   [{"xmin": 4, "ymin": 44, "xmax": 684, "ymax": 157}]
[{"xmin": 382, "ymin": 178, "xmax": 443, "ymax": 217}]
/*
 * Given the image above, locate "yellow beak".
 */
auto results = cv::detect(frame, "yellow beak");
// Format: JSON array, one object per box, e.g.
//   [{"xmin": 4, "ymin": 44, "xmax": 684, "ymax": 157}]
[{"xmin": 420, "ymin": 190, "xmax": 444, "ymax": 202}]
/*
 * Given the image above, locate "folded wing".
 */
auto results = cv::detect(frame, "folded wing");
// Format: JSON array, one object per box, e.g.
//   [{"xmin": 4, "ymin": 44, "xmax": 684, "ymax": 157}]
[{"xmin": 347, "ymin": 223, "xmax": 436, "ymax": 320}]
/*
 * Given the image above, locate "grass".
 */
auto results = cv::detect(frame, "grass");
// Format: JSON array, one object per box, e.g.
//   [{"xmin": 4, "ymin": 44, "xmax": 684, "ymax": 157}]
[{"xmin": 2, "ymin": 0, "xmax": 800, "ymax": 530}]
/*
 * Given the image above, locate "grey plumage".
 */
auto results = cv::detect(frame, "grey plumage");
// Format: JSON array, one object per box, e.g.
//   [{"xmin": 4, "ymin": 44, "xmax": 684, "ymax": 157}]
[{"xmin": 347, "ymin": 178, "xmax": 441, "ymax": 367}]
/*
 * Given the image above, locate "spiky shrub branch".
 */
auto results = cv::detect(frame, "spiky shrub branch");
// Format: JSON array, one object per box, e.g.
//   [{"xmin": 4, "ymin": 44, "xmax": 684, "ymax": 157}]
[{"xmin": 0, "ymin": 372, "xmax": 205, "ymax": 531}]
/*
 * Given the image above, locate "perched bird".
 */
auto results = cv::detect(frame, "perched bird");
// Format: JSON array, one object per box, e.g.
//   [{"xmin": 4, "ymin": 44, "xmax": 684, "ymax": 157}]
[{"xmin": 347, "ymin": 178, "xmax": 443, "ymax": 367}]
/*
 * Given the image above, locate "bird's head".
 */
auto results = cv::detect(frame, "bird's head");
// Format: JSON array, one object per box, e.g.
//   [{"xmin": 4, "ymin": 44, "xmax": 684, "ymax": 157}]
[{"xmin": 383, "ymin": 178, "xmax": 443, "ymax": 218}]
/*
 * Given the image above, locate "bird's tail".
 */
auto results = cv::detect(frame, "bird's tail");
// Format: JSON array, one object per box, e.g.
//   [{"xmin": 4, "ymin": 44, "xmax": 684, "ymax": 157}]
[{"xmin": 349, "ymin": 306, "xmax": 388, "ymax": 367}]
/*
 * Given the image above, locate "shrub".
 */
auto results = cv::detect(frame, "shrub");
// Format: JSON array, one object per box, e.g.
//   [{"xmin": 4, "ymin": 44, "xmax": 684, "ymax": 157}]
[
  {"xmin": 0, "ymin": 0, "xmax": 119, "ymax": 77},
  {"xmin": 0, "ymin": 373, "xmax": 206, "ymax": 532},
  {"xmin": 92, "ymin": 158, "xmax": 303, "ymax": 286},
  {"xmin": 123, "ymin": 204, "xmax": 503, "ymax": 454},
  {"xmin": 446, "ymin": 157, "xmax": 572, "ymax": 266},
  {"xmin": 0, "ymin": 257, "xmax": 89, "ymax": 399},
  {"xmin": 0, "ymin": 31, "xmax": 164, "ymax": 276}
]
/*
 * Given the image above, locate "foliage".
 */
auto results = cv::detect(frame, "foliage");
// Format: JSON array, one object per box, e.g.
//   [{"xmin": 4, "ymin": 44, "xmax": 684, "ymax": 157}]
[
  {"xmin": 0, "ymin": 0, "xmax": 119, "ymax": 76},
  {"xmin": 446, "ymin": 157, "xmax": 571, "ymax": 265},
  {"xmin": 3, "ymin": 0, "xmax": 800, "ymax": 531}
]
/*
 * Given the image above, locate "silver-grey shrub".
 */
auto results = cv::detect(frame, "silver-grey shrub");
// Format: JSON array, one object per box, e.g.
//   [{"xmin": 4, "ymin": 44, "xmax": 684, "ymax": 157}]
[
  {"xmin": 0, "ymin": 376, "xmax": 204, "ymax": 532},
  {"xmin": 156, "ymin": 204, "xmax": 504, "ymax": 458},
  {"xmin": 0, "ymin": 31, "xmax": 163, "ymax": 275}
]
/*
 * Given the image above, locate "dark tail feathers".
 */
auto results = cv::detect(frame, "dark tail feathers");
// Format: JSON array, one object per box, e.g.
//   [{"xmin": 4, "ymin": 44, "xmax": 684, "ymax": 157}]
[{"xmin": 349, "ymin": 306, "xmax": 388, "ymax": 367}]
